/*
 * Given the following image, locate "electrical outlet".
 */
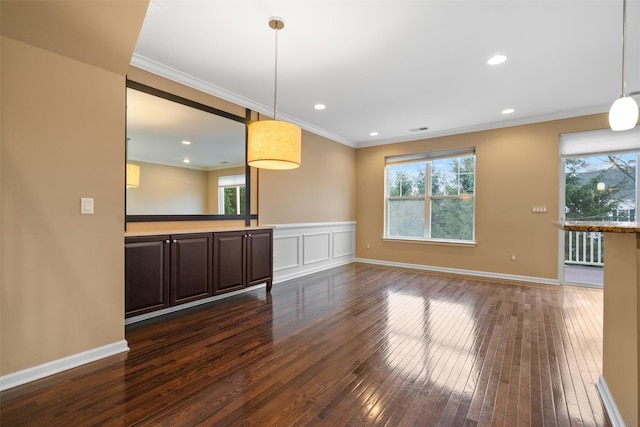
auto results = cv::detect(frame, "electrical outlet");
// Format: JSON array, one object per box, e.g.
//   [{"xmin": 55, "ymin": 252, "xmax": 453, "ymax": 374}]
[{"xmin": 511, "ymin": 254, "xmax": 516, "ymax": 261}]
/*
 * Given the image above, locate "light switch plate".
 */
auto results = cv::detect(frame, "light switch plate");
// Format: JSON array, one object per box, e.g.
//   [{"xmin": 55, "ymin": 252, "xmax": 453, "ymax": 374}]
[{"xmin": 81, "ymin": 197, "xmax": 94, "ymax": 215}]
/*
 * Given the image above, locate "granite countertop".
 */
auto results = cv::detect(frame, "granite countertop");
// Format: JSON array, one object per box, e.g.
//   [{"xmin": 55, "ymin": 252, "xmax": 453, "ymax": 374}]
[{"xmin": 553, "ymin": 221, "xmax": 640, "ymax": 233}]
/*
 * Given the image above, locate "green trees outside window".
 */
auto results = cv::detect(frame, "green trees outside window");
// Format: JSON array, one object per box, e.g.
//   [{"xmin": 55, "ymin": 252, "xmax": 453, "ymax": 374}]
[{"xmin": 565, "ymin": 154, "xmax": 636, "ymax": 222}]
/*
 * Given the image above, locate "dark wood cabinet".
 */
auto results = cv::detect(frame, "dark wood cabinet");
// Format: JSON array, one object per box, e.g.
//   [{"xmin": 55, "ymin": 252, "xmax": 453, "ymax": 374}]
[
  {"xmin": 126, "ymin": 229, "xmax": 272, "ymax": 318},
  {"xmin": 212, "ymin": 231, "xmax": 247, "ymax": 295},
  {"xmin": 125, "ymin": 235, "xmax": 171, "ymax": 317},
  {"xmin": 247, "ymin": 229, "xmax": 273, "ymax": 291},
  {"xmin": 170, "ymin": 234, "xmax": 212, "ymax": 305},
  {"xmin": 213, "ymin": 229, "xmax": 273, "ymax": 294},
  {"xmin": 125, "ymin": 233, "xmax": 212, "ymax": 318}
]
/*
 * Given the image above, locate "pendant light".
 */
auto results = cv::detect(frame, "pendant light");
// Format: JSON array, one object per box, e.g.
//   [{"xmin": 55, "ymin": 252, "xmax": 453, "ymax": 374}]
[
  {"xmin": 126, "ymin": 164, "xmax": 140, "ymax": 188},
  {"xmin": 609, "ymin": 0, "xmax": 639, "ymax": 131},
  {"xmin": 247, "ymin": 17, "xmax": 302, "ymax": 170}
]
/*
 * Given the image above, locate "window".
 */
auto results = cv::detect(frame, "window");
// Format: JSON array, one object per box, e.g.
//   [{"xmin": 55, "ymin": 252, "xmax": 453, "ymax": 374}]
[
  {"xmin": 218, "ymin": 174, "xmax": 246, "ymax": 215},
  {"xmin": 385, "ymin": 150, "xmax": 475, "ymax": 242}
]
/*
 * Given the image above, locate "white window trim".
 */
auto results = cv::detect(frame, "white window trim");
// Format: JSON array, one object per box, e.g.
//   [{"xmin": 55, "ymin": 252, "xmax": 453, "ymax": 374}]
[
  {"xmin": 384, "ymin": 149, "xmax": 476, "ymax": 243},
  {"xmin": 382, "ymin": 236, "xmax": 477, "ymax": 247}
]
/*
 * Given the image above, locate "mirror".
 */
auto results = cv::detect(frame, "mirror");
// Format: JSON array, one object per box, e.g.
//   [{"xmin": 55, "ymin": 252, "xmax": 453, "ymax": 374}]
[{"xmin": 125, "ymin": 81, "xmax": 252, "ymax": 222}]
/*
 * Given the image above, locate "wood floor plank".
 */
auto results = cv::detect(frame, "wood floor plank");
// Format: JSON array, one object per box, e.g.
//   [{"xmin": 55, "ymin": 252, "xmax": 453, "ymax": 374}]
[
  {"xmin": 534, "ymin": 288, "xmax": 557, "ymax": 427},
  {"xmin": 0, "ymin": 264, "xmax": 611, "ymax": 426}
]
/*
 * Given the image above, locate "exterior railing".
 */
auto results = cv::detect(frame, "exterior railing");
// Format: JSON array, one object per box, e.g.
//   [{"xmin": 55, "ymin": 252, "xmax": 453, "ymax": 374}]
[{"xmin": 565, "ymin": 230, "xmax": 604, "ymax": 266}]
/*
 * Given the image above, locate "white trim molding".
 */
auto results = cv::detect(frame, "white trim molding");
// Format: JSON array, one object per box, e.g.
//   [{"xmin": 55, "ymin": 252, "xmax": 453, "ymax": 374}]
[
  {"xmin": 271, "ymin": 222, "xmax": 356, "ymax": 284},
  {"xmin": 0, "ymin": 340, "xmax": 129, "ymax": 392},
  {"xmin": 356, "ymin": 257, "xmax": 560, "ymax": 286},
  {"xmin": 597, "ymin": 376, "xmax": 626, "ymax": 427}
]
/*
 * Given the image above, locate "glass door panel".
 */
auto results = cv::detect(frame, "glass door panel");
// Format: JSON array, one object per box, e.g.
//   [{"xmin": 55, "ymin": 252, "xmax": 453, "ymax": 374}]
[{"xmin": 562, "ymin": 153, "xmax": 637, "ymax": 286}]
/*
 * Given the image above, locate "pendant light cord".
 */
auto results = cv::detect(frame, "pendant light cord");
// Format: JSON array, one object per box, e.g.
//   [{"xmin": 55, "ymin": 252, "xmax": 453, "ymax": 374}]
[
  {"xmin": 273, "ymin": 25, "xmax": 279, "ymax": 120},
  {"xmin": 621, "ymin": 0, "xmax": 627, "ymax": 96}
]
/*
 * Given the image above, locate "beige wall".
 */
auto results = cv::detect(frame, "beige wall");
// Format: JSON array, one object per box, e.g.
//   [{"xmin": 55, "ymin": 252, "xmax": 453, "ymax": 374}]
[
  {"xmin": 356, "ymin": 114, "xmax": 610, "ymax": 279},
  {"xmin": 258, "ymin": 130, "xmax": 357, "ymax": 224},
  {"xmin": 1, "ymin": 0, "xmax": 147, "ymax": 76},
  {"xmin": 1, "ymin": 37, "xmax": 127, "ymax": 374},
  {"xmin": 602, "ymin": 232, "xmax": 640, "ymax": 426},
  {"xmin": 1, "ymin": 1, "xmax": 147, "ymax": 376}
]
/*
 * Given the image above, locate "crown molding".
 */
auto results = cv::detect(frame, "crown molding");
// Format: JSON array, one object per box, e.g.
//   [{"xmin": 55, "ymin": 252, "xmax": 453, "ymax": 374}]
[{"xmin": 355, "ymin": 105, "xmax": 610, "ymax": 149}]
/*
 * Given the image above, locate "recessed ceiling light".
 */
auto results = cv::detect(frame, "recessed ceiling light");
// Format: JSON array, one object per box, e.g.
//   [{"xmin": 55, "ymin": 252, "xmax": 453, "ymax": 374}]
[
  {"xmin": 370, "ymin": 132, "xmax": 379, "ymax": 137},
  {"xmin": 183, "ymin": 158, "xmax": 190, "ymax": 163},
  {"xmin": 487, "ymin": 55, "xmax": 507, "ymax": 65},
  {"xmin": 182, "ymin": 140, "xmax": 191, "ymax": 145},
  {"xmin": 502, "ymin": 108, "xmax": 515, "ymax": 115},
  {"xmin": 314, "ymin": 104, "xmax": 326, "ymax": 110}
]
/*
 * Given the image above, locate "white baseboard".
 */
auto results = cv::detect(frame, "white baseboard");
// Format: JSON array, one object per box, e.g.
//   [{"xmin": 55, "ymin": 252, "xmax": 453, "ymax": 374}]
[
  {"xmin": 0, "ymin": 340, "xmax": 129, "ymax": 392},
  {"xmin": 596, "ymin": 376, "xmax": 626, "ymax": 427},
  {"xmin": 355, "ymin": 257, "xmax": 561, "ymax": 286}
]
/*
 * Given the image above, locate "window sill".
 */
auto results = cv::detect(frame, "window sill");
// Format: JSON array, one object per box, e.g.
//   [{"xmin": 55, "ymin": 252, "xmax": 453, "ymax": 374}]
[{"xmin": 382, "ymin": 237, "xmax": 476, "ymax": 247}]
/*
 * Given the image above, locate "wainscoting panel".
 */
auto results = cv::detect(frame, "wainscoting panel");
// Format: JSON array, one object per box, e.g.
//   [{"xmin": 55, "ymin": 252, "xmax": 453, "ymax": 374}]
[
  {"xmin": 271, "ymin": 222, "xmax": 356, "ymax": 284},
  {"xmin": 303, "ymin": 232, "xmax": 331, "ymax": 265},
  {"xmin": 333, "ymin": 230, "xmax": 355, "ymax": 259},
  {"xmin": 273, "ymin": 234, "xmax": 301, "ymax": 271}
]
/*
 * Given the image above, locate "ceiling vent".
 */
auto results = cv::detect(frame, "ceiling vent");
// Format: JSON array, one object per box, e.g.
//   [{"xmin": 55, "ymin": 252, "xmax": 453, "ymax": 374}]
[{"xmin": 409, "ymin": 126, "xmax": 429, "ymax": 132}]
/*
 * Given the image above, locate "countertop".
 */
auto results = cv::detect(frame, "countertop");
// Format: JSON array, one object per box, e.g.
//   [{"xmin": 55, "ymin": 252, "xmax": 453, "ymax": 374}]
[
  {"xmin": 125, "ymin": 225, "xmax": 273, "ymax": 238},
  {"xmin": 553, "ymin": 221, "xmax": 640, "ymax": 233}
]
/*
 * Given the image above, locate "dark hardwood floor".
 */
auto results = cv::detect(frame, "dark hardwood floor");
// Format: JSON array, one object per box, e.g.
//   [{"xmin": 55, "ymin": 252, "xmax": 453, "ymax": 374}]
[{"xmin": 1, "ymin": 263, "xmax": 609, "ymax": 426}]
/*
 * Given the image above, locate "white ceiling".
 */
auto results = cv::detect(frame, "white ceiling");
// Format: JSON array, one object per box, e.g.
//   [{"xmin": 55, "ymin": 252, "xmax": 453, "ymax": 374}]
[{"xmin": 131, "ymin": 0, "xmax": 640, "ymax": 148}]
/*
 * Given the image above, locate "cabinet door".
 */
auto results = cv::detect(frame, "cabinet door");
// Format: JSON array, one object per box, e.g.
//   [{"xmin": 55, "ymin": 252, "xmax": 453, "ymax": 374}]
[
  {"xmin": 213, "ymin": 231, "xmax": 246, "ymax": 294},
  {"xmin": 171, "ymin": 233, "xmax": 212, "ymax": 305},
  {"xmin": 125, "ymin": 236, "xmax": 170, "ymax": 317},
  {"xmin": 247, "ymin": 229, "xmax": 273, "ymax": 289}
]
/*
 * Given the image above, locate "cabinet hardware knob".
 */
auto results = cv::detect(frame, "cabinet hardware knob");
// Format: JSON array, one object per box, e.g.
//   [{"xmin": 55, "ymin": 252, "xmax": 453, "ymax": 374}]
[
  {"xmin": 173, "ymin": 239, "xmax": 177, "ymax": 243},
  {"xmin": 165, "ymin": 240, "xmax": 170, "ymax": 244}
]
